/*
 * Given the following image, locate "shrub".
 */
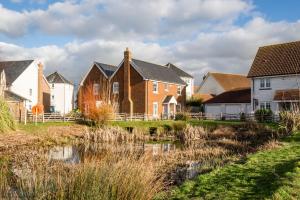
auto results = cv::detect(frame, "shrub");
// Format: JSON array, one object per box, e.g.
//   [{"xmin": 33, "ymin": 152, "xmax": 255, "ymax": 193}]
[
  {"xmin": 0, "ymin": 98, "xmax": 16, "ymax": 133},
  {"xmin": 172, "ymin": 121, "xmax": 187, "ymax": 132},
  {"xmin": 240, "ymin": 112, "xmax": 246, "ymax": 121},
  {"xmin": 88, "ymin": 103, "xmax": 115, "ymax": 127},
  {"xmin": 175, "ymin": 112, "xmax": 190, "ymax": 121},
  {"xmin": 254, "ymin": 109, "xmax": 273, "ymax": 122},
  {"xmin": 279, "ymin": 110, "xmax": 300, "ymax": 133}
]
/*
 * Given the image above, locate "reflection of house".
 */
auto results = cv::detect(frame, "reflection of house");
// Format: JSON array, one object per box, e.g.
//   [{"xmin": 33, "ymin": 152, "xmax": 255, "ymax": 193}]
[
  {"xmin": 204, "ymin": 88, "xmax": 251, "ymax": 117},
  {"xmin": 248, "ymin": 41, "xmax": 300, "ymax": 113},
  {"xmin": 79, "ymin": 48, "xmax": 189, "ymax": 119},
  {"xmin": 48, "ymin": 146, "xmax": 80, "ymax": 164},
  {"xmin": 46, "ymin": 72, "xmax": 74, "ymax": 114},
  {"xmin": 0, "ymin": 60, "xmax": 50, "ymax": 119}
]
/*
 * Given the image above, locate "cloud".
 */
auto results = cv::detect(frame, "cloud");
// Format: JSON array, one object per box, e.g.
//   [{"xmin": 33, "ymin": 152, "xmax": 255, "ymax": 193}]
[{"xmin": 0, "ymin": 0, "xmax": 252, "ymax": 40}]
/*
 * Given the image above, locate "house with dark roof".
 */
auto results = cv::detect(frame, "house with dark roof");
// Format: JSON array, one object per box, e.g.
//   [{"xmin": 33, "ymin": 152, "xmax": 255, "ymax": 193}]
[
  {"xmin": 78, "ymin": 48, "xmax": 187, "ymax": 119},
  {"xmin": 0, "ymin": 60, "xmax": 50, "ymax": 119},
  {"xmin": 46, "ymin": 72, "xmax": 74, "ymax": 114},
  {"xmin": 204, "ymin": 88, "xmax": 251, "ymax": 119},
  {"xmin": 248, "ymin": 40, "xmax": 300, "ymax": 113}
]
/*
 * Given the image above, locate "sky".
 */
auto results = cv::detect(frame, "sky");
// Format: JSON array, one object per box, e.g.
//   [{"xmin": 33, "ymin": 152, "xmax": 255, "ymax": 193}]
[{"xmin": 0, "ymin": 0, "xmax": 300, "ymax": 86}]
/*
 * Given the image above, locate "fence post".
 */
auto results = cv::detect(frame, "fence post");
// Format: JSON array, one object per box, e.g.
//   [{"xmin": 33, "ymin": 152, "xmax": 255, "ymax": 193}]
[{"xmin": 24, "ymin": 109, "xmax": 27, "ymax": 125}]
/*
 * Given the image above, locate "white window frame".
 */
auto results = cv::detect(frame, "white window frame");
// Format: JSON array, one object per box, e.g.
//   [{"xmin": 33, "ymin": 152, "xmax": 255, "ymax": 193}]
[
  {"xmin": 113, "ymin": 82, "xmax": 119, "ymax": 94},
  {"xmin": 153, "ymin": 102, "xmax": 158, "ymax": 117},
  {"xmin": 260, "ymin": 102, "xmax": 271, "ymax": 110},
  {"xmin": 93, "ymin": 83, "xmax": 100, "ymax": 95},
  {"xmin": 177, "ymin": 85, "xmax": 182, "ymax": 96},
  {"xmin": 153, "ymin": 81, "xmax": 158, "ymax": 94},
  {"xmin": 260, "ymin": 78, "xmax": 271, "ymax": 89},
  {"xmin": 164, "ymin": 83, "xmax": 169, "ymax": 92}
]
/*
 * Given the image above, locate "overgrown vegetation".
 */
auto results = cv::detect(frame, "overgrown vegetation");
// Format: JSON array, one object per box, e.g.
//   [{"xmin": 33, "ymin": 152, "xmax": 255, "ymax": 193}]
[
  {"xmin": 255, "ymin": 109, "xmax": 273, "ymax": 122},
  {"xmin": 0, "ymin": 98, "xmax": 16, "ymax": 133},
  {"xmin": 170, "ymin": 131, "xmax": 300, "ymax": 200},
  {"xmin": 280, "ymin": 108, "xmax": 300, "ymax": 133}
]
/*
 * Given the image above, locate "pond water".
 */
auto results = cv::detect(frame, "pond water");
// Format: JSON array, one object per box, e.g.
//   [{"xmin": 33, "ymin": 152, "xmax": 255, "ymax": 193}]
[{"xmin": 47, "ymin": 142, "xmax": 201, "ymax": 184}]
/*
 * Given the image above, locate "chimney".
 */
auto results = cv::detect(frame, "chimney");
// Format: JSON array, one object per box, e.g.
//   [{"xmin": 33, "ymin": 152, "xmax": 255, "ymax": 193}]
[
  {"xmin": 122, "ymin": 48, "xmax": 133, "ymax": 116},
  {"xmin": 38, "ymin": 62, "xmax": 43, "ymax": 105}
]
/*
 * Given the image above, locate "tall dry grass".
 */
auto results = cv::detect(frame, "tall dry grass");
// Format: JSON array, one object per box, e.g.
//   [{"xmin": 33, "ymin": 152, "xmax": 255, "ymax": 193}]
[
  {"xmin": 0, "ymin": 98, "xmax": 16, "ymax": 133},
  {"xmin": 0, "ymin": 152, "xmax": 165, "ymax": 200},
  {"xmin": 280, "ymin": 105, "xmax": 300, "ymax": 133}
]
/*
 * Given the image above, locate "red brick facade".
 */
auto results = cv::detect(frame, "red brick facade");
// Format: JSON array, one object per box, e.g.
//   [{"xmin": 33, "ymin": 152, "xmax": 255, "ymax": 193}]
[{"xmin": 78, "ymin": 49, "xmax": 186, "ymax": 118}]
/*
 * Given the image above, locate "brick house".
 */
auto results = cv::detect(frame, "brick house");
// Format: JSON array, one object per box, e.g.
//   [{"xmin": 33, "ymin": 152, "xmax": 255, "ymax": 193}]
[{"xmin": 79, "ymin": 48, "xmax": 187, "ymax": 119}]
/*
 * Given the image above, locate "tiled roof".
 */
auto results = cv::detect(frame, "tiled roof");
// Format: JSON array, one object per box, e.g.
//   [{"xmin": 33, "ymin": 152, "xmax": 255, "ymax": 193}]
[
  {"xmin": 273, "ymin": 89, "xmax": 300, "ymax": 101},
  {"xmin": 248, "ymin": 41, "xmax": 300, "ymax": 77},
  {"xmin": 205, "ymin": 88, "xmax": 251, "ymax": 104},
  {"xmin": 0, "ymin": 60, "xmax": 34, "ymax": 85},
  {"xmin": 193, "ymin": 93, "xmax": 214, "ymax": 102},
  {"xmin": 132, "ymin": 59, "xmax": 186, "ymax": 85},
  {"xmin": 166, "ymin": 63, "xmax": 193, "ymax": 78},
  {"xmin": 47, "ymin": 71, "xmax": 73, "ymax": 85},
  {"xmin": 95, "ymin": 62, "xmax": 117, "ymax": 77},
  {"xmin": 210, "ymin": 72, "xmax": 250, "ymax": 91}
]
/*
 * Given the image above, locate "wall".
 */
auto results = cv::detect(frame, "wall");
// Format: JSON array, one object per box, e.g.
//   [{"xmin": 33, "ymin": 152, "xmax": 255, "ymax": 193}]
[
  {"xmin": 182, "ymin": 77, "xmax": 194, "ymax": 99},
  {"xmin": 197, "ymin": 75, "xmax": 224, "ymax": 95},
  {"xmin": 205, "ymin": 103, "xmax": 251, "ymax": 118},
  {"xmin": 146, "ymin": 80, "xmax": 186, "ymax": 117},
  {"xmin": 9, "ymin": 61, "xmax": 39, "ymax": 110},
  {"xmin": 42, "ymin": 77, "xmax": 51, "ymax": 112},
  {"xmin": 251, "ymin": 75, "xmax": 300, "ymax": 113},
  {"xmin": 50, "ymin": 83, "xmax": 74, "ymax": 114}
]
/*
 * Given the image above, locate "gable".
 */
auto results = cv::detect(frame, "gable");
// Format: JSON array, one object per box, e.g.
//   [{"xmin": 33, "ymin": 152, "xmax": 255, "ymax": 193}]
[
  {"xmin": 80, "ymin": 63, "xmax": 110, "ymax": 86},
  {"xmin": 198, "ymin": 75, "xmax": 224, "ymax": 95},
  {"xmin": 0, "ymin": 60, "xmax": 34, "ymax": 86}
]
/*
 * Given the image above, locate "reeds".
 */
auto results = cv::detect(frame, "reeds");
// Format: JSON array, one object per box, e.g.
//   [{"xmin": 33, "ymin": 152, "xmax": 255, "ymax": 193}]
[{"xmin": 0, "ymin": 98, "xmax": 16, "ymax": 133}]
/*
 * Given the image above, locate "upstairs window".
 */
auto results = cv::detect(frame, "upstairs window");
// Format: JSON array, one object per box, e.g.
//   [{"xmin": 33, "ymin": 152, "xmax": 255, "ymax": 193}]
[
  {"xmin": 51, "ymin": 95, "xmax": 54, "ymax": 100},
  {"xmin": 93, "ymin": 83, "xmax": 100, "ymax": 95},
  {"xmin": 29, "ymin": 88, "xmax": 32, "ymax": 96},
  {"xmin": 260, "ymin": 78, "xmax": 271, "ymax": 89},
  {"xmin": 177, "ymin": 86, "xmax": 182, "ymax": 95},
  {"xmin": 52, "ymin": 84, "xmax": 55, "ymax": 88},
  {"xmin": 164, "ymin": 83, "xmax": 169, "ymax": 91},
  {"xmin": 153, "ymin": 81, "xmax": 158, "ymax": 93},
  {"xmin": 113, "ymin": 82, "xmax": 119, "ymax": 94}
]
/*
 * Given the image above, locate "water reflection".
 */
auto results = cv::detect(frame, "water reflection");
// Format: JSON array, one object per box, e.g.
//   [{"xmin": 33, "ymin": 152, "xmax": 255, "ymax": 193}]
[{"xmin": 48, "ymin": 146, "xmax": 80, "ymax": 164}]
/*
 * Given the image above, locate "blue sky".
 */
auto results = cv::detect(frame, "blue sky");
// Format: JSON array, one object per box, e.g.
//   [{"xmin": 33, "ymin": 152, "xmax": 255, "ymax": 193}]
[{"xmin": 0, "ymin": 0, "xmax": 300, "ymax": 84}]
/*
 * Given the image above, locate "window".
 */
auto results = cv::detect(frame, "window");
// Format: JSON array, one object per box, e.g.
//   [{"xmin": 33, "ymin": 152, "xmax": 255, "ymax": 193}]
[
  {"xmin": 153, "ymin": 81, "xmax": 158, "ymax": 93},
  {"xmin": 260, "ymin": 102, "xmax": 271, "ymax": 110},
  {"xmin": 153, "ymin": 102, "xmax": 158, "ymax": 117},
  {"xmin": 164, "ymin": 83, "xmax": 169, "ymax": 91},
  {"xmin": 113, "ymin": 82, "xmax": 119, "ymax": 94},
  {"xmin": 266, "ymin": 78, "xmax": 271, "ymax": 88},
  {"xmin": 93, "ymin": 83, "xmax": 100, "ymax": 95},
  {"xmin": 52, "ymin": 84, "xmax": 55, "ymax": 88},
  {"xmin": 51, "ymin": 95, "xmax": 54, "ymax": 100},
  {"xmin": 260, "ymin": 78, "xmax": 271, "ymax": 89},
  {"xmin": 177, "ymin": 86, "xmax": 182, "ymax": 95},
  {"xmin": 29, "ymin": 88, "xmax": 32, "ymax": 96},
  {"xmin": 176, "ymin": 104, "xmax": 181, "ymax": 112}
]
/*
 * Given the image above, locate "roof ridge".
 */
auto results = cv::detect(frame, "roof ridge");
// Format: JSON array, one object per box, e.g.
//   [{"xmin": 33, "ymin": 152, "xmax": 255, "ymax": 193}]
[
  {"xmin": 132, "ymin": 58, "xmax": 167, "ymax": 68},
  {"xmin": 259, "ymin": 40, "xmax": 300, "ymax": 49},
  {"xmin": 0, "ymin": 59, "xmax": 34, "ymax": 63},
  {"xmin": 210, "ymin": 72, "xmax": 247, "ymax": 76}
]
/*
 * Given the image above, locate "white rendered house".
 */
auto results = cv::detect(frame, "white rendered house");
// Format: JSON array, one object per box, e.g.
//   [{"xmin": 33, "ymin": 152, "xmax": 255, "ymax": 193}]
[
  {"xmin": 248, "ymin": 41, "xmax": 300, "ymax": 114},
  {"xmin": 47, "ymin": 72, "xmax": 74, "ymax": 114},
  {"xmin": 0, "ymin": 60, "xmax": 44, "ymax": 110}
]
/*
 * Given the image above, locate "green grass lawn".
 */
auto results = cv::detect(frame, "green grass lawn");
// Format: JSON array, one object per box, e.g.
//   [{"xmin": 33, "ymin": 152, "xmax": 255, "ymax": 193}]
[
  {"xmin": 17, "ymin": 122, "xmax": 76, "ymax": 133},
  {"xmin": 170, "ymin": 132, "xmax": 300, "ymax": 200}
]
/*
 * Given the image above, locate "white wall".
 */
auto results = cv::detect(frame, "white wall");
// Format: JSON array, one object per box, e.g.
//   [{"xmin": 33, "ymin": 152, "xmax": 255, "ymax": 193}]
[
  {"xmin": 9, "ymin": 60, "xmax": 39, "ymax": 110},
  {"xmin": 205, "ymin": 103, "xmax": 251, "ymax": 118},
  {"xmin": 197, "ymin": 75, "xmax": 224, "ymax": 95},
  {"xmin": 182, "ymin": 77, "xmax": 194, "ymax": 99},
  {"xmin": 50, "ymin": 83, "xmax": 74, "ymax": 114},
  {"xmin": 251, "ymin": 75, "xmax": 300, "ymax": 113}
]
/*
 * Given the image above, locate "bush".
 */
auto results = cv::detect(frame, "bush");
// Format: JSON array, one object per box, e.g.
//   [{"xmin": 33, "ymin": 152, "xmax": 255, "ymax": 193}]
[
  {"xmin": 172, "ymin": 121, "xmax": 187, "ymax": 132},
  {"xmin": 0, "ymin": 98, "xmax": 16, "ymax": 133},
  {"xmin": 175, "ymin": 112, "xmax": 190, "ymax": 121},
  {"xmin": 88, "ymin": 103, "xmax": 115, "ymax": 127},
  {"xmin": 255, "ymin": 109, "xmax": 273, "ymax": 122},
  {"xmin": 240, "ymin": 112, "xmax": 246, "ymax": 121}
]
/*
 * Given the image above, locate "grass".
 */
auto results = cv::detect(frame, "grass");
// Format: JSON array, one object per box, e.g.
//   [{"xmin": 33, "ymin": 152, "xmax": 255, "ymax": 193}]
[
  {"xmin": 170, "ymin": 131, "xmax": 300, "ymax": 200},
  {"xmin": 18, "ymin": 122, "xmax": 77, "ymax": 133}
]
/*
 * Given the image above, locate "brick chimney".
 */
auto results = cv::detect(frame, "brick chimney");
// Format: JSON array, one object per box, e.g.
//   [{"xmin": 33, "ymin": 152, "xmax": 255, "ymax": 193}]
[
  {"xmin": 37, "ymin": 62, "xmax": 43, "ymax": 105},
  {"xmin": 122, "ymin": 47, "xmax": 133, "ymax": 116}
]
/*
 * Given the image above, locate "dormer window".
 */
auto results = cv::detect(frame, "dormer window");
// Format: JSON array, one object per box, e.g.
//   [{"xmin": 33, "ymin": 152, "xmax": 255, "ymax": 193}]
[{"xmin": 153, "ymin": 81, "xmax": 158, "ymax": 93}]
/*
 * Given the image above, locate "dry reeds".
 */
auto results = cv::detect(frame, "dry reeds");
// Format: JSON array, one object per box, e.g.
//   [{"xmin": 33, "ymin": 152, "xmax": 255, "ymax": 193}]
[{"xmin": 0, "ymin": 98, "xmax": 16, "ymax": 133}]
